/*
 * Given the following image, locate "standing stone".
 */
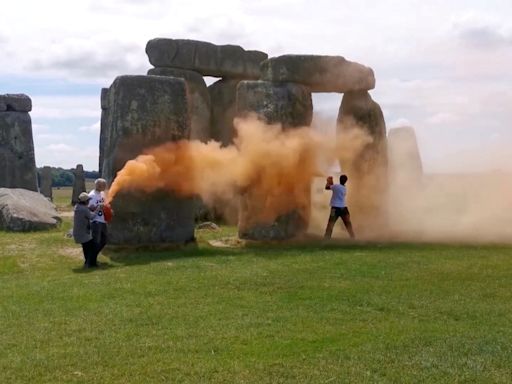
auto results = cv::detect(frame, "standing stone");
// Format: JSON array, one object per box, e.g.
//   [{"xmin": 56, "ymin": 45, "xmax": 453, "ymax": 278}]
[
  {"xmin": 337, "ymin": 91, "xmax": 387, "ymax": 236},
  {"xmin": 0, "ymin": 94, "xmax": 32, "ymax": 112},
  {"xmin": 0, "ymin": 108, "xmax": 38, "ymax": 191},
  {"xmin": 387, "ymin": 126, "xmax": 422, "ymax": 184},
  {"xmin": 148, "ymin": 67, "xmax": 211, "ymax": 142},
  {"xmin": 236, "ymin": 80, "xmax": 313, "ymax": 240},
  {"xmin": 208, "ymin": 79, "xmax": 240, "ymax": 146},
  {"xmin": 387, "ymin": 126, "xmax": 423, "ymax": 233},
  {"xmin": 102, "ymin": 75, "xmax": 195, "ymax": 245},
  {"xmin": 146, "ymin": 38, "xmax": 267, "ymax": 79},
  {"xmin": 71, "ymin": 164, "xmax": 86, "ymax": 205},
  {"xmin": 40, "ymin": 166, "xmax": 53, "ymax": 201},
  {"xmin": 236, "ymin": 80, "xmax": 313, "ymax": 128},
  {"xmin": 260, "ymin": 55, "xmax": 375, "ymax": 93},
  {"xmin": 98, "ymin": 88, "xmax": 110, "ymax": 177}
]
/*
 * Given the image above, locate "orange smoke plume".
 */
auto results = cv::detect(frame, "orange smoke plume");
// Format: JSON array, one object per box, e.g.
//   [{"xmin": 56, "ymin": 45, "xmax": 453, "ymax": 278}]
[{"xmin": 106, "ymin": 117, "xmax": 339, "ymax": 223}]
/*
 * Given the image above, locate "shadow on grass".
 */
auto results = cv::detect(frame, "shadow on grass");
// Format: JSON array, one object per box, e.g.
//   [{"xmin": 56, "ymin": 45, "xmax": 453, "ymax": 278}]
[
  {"xmin": 71, "ymin": 263, "xmax": 116, "ymax": 273},
  {"xmin": 74, "ymin": 235, "xmax": 490, "ymax": 270},
  {"xmin": 102, "ymin": 242, "xmax": 245, "ymax": 268}
]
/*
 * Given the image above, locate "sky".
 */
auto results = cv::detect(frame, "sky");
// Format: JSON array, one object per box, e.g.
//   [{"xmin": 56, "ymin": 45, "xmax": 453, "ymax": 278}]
[{"xmin": 1, "ymin": 0, "xmax": 511, "ymax": 172}]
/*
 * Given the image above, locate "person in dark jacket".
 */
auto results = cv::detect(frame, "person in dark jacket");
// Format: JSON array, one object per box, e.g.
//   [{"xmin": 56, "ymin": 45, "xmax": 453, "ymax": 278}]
[{"xmin": 73, "ymin": 192, "xmax": 99, "ymax": 268}]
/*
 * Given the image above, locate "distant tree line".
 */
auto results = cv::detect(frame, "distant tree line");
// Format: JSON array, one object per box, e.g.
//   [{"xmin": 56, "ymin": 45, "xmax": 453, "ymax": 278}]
[{"xmin": 37, "ymin": 167, "xmax": 100, "ymax": 187}]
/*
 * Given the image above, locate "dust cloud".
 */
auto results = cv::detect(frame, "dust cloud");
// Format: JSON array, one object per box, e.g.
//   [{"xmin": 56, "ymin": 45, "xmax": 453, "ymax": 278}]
[
  {"xmin": 107, "ymin": 116, "xmax": 360, "ymax": 226},
  {"xmin": 108, "ymin": 114, "xmax": 512, "ymax": 243},
  {"xmin": 310, "ymin": 123, "xmax": 512, "ymax": 243}
]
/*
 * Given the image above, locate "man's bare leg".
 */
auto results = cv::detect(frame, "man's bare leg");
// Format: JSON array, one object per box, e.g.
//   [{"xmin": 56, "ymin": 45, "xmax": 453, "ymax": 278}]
[{"xmin": 341, "ymin": 214, "xmax": 355, "ymax": 239}]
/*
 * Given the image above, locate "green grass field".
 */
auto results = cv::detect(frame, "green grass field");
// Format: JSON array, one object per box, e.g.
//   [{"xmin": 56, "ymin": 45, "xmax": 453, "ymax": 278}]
[{"xmin": 1, "ymin": 189, "xmax": 512, "ymax": 382}]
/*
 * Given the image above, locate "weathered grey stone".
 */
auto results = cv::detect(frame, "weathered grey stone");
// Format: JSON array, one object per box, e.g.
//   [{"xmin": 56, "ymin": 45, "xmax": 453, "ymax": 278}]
[
  {"xmin": 148, "ymin": 68, "xmax": 211, "ymax": 141},
  {"xmin": 0, "ymin": 112, "xmax": 38, "ymax": 191},
  {"xmin": 100, "ymin": 88, "xmax": 109, "ymax": 110},
  {"xmin": 387, "ymin": 126, "xmax": 422, "ymax": 183},
  {"xmin": 236, "ymin": 80, "xmax": 313, "ymax": 128},
  {"xmin": 71, "ymin": 164, "xmax": 86, "ymax": 206},
  {"xmin": 40, "ymin": 166, "xmax": 53, "ymax": 201},
  {"xmin": 99, "ymin": 88, "xmax": 110, "ymax": 176},
  {"xmin": 337, "ymin": 91, "xmax": 387, "ymax": 234},
  {"xmin": 236, "ymin": 81, "xmax": 312, "ymax": 240},
  {"xmin": 208, "ymin": 79, "xmax": 240, "ymax": 146},
  {"xmin": 146, "ymin": 38, "xmax": 267, "ymax": 79},
  {"xmin": 196, "ymin": 221, "xmax": 220, "ymax": 230},
  {"xmin": 260, "ymin": 55, "xmax": 375, "ymax": 93},
  {"xmin": 0, "ymin": 188, "xmax": 61, "ymax": 231},
  {"xmin": 238, "ymin": 197, "xmax": 309, "ymax": 241},
  {"xmin": 0, "ymin": 94, "xmax": 32, "ymax": 112},
  {"xmin": 102, "ymin": 75, "xmax": 195, "ymax": 245}
]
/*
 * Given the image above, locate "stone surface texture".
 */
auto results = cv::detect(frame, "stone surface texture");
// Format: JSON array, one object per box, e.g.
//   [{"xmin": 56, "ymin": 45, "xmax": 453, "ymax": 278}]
[
  {"xmin": 146, "ymin": 38, "xmax": 267, "ymax": 79},
  {"xmin": 0, "ymin": 188, "xmax": 61, "ymax": 231},
  {"xmin": 260, "ymin": 55, "xmax": 375, "ymax": 93},
  {"xmin": 0, "ymin": 111, "xmax": 38, "ymax": 191},
  {"xmin": 101, "ymin": 75, "xmax": 195, "ymax": 245}
]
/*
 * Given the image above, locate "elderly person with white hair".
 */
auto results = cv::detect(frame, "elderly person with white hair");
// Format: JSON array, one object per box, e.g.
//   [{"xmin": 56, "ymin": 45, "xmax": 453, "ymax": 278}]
[
  {"xmin": 73, "ymin": 192, "xmax": 100, "ymax": 268},
  {"xmin": 88, "ymin": 178, "xmax": 109, "ymax": 263}
]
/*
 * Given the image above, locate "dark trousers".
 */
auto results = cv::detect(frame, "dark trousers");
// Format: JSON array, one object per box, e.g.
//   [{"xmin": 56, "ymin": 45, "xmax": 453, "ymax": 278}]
[
  {"xmin": 91, "ymin": 221, "xmax": 108, "ymax": 260},
  {"xmin": 81, "ymin": 239, "xmax": 97, "ymax": 267},
  {"xmin": 324, "ymin": 207, "xmax": 355, "ymax": 239}
]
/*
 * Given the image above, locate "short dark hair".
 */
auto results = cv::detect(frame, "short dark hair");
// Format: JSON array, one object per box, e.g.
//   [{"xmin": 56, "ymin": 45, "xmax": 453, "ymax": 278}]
[{"xmin": 339, "ymin": 174, "xmax": 348, "ymax": 185}]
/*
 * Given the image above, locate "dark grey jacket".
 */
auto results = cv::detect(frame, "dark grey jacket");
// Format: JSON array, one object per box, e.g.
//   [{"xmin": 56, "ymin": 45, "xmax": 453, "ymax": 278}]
[{"xmin": 73, "ymin": 203, "xmax": 94, "ymax": 244}]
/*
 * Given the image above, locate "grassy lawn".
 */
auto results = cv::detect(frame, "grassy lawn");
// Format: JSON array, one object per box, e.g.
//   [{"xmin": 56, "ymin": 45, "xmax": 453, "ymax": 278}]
[{"xmin": 1, "ymin": 202, "xmax": 512, "ymax": 382}]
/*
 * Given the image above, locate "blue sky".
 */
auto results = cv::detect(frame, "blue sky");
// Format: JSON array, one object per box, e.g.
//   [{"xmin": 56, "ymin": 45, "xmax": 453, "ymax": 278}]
[{"xmin": 1, "ymin": 0, "xmax": 511, "ymax": 172}]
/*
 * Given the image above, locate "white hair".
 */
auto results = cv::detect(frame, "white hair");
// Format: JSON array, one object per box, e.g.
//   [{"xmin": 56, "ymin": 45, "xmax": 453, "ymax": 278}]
[{"xmin": 94, "ymin": 178, "xmax": 107, "ymax": 187}]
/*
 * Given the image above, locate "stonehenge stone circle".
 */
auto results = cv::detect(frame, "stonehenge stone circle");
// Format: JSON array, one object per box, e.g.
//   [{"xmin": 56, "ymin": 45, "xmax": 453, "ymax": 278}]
[
  {"xmin": 0, "ymin": 94, "xmax": 38, "ymax": 191},
  {"xmin": 146, "ymin": 38, "xmax": 268, "ymax": 79},
  {"xmin": 0, "ymin": 188, "xmax": 61, "ymax": 231},
  {"xmin": 260, "ymin": 55, "xmax": 375, "ymax": 93},
  {"xmin": 102, "ymin": 75, "xmax": 195, "ymax": 245},
  {"xmin": 71, "ymin": 164, "xmax": 86, "ymax": 206},
  {"xmin": 148, "ymin": 67, "xmax": 211, "ymax": 142},
  {"xmin": 102, "ymin": 38, "xmax": 388, "ymax": 243},
  {"xmin": 40, "ymin": 166, "xmax": 53, "ymax": 200}
]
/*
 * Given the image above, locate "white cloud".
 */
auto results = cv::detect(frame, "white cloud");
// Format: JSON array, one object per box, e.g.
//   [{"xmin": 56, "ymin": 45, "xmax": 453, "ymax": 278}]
[
  {"xmin": 78, "ymin": 120, "xmax": 100, "ymax": 132},
  {"xmin": 1, "ymin": 0, "xmax": 511, "ymax": 172},
  {"xmin": 30, "ymin": 95, "xmax": 100, "ymax": 119}
]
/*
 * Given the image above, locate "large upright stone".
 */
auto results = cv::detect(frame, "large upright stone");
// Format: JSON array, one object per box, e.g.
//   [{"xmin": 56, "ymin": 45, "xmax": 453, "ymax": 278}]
[
  {"xmin": 0, "ymin": 111, "xmax": 38, "ymax": 191},
  {"xmin": 337, "ymin": 91, "xmax": 387, "ymax": 235},
  {"xmin": 0, "ymin": 94, "xmax": 32, "ymax": 112},
  {"xmin": 71, "ymin": 164, "xmax": 86, "ymax": 205},
  {"xmin": 102, "ymin": 75, "xmax": 195, "ymax": 245},
  {"xmin": 40, "ymin": 166, "xmax": 53, "ymax": 201},
  {"xmin": 208, "ymin": 79, "xmax": 240, "ymax": 146},
  {"xmin": 236, "ymin": 81, "xmax": 313, "ymax": 240},
  {"xmin": 98, "ymin": 88, "xmax": 110, "ymax": 176},
  {"xmin": 387, "ymin": 126, "xmax": 423, "ymax": 233},
  {"xmin": 148, "ymin": 67, "xmax": 211, "ymax": 142},
  {"xmin": 387, "ymin": 127, "xmax": 422, "ymax": 184},
  {"xmin": 146, "ymin": 38, "xmax": 267, "ymax": 79},
  {"xmin": 237, "ymin": 80, "xmax": 313, "ymax": 128},
  {"xmin": 260, "ymin": 55, "xmax": 375, "ymax": 93}
]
